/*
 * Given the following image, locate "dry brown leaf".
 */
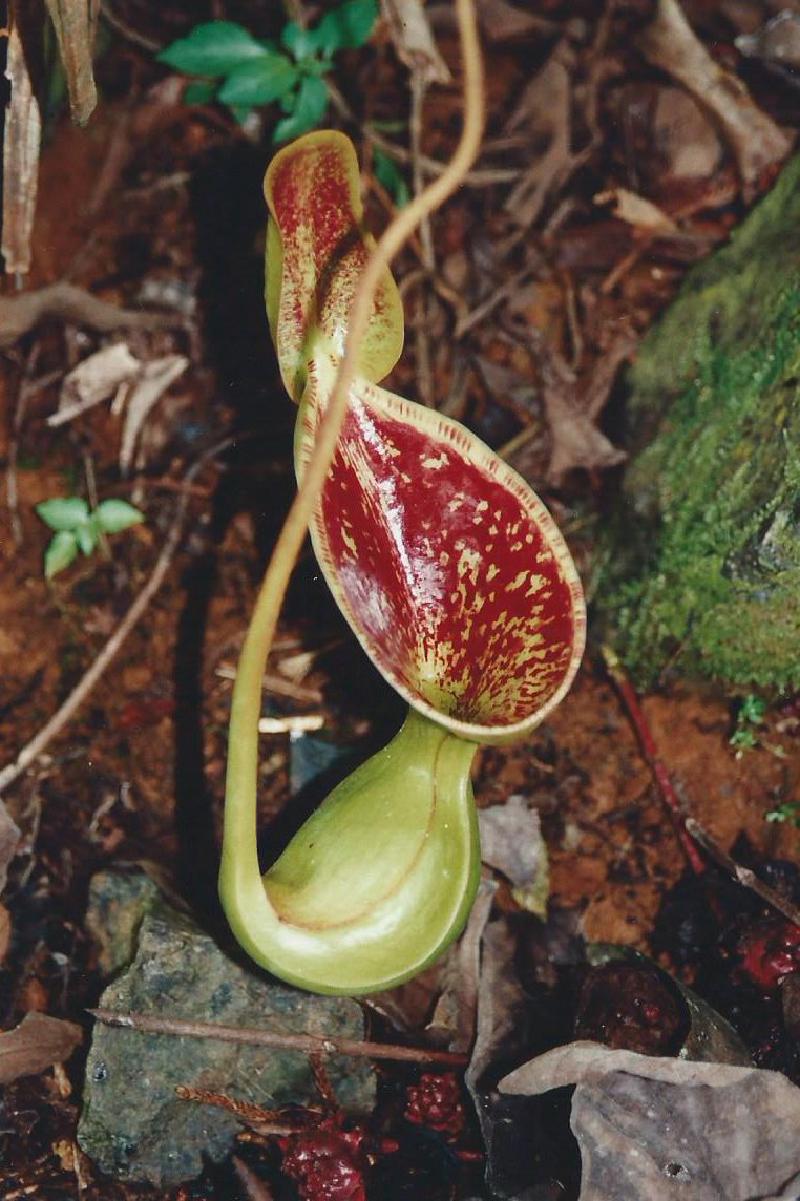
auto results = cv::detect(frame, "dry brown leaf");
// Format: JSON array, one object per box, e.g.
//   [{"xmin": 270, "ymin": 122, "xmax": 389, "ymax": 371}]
[
  {"xmin": 736, "ymin": 11, "xmax": 800, "ymax": 70},
  {"xmin": 49, "ymin": 343, "xmax": 141, "ymax": 428},
  {"xmin": 639, "ymin": 0, "xmax": 792, "ymax": 201},
  {"xmin": 476, "ymin": 0, "xmax": 557, "ymax": 42},
  {"xmin": 479, "ymin": 796, "xmax": 549, "ymax": 915},
  {"xmin": 0, "ymin": 906, "xmax": 11, "ymax": 964},
  {"xmin": 118, "ymin": 355, "xmax": 189, "ymax": 476},
  {"xmin": 0, "ymin": 1011, "xmax": 83, "ymax": 1084},
  {"xmin": 504, "ymin": 56, "xmax": 573, "ymax": 228},
  {"xmin": 2, "ymin": 20, "xmax": 42, "ymax": 275},
  {"xmin": 652, "ymin": 87, "xmax": 722, "ymax": 180},
  {"xmin": 545, "ymin": 387, "xmax": 626, "ymax": 485},
  {"xmin": 44, "ymin": 0, "xmax": 98, "ymax": 125},
  {"xmin": 500, "ymin": 1042, "xmax": 800, "ymax": 1201},
  {"xmin": 594, "ymin": 187, "xmax": 678, "ymax": 235},
  {"xmin": 380, "ymin": 0, "xmax": 450, "ymax": 85},
  {"xmin": 427, "ymin": 878, "xmax": 496, "ymax": 1051},
  {"xmin": 0, "ymin": 801, "xmax": 21, "ymax": 895}
]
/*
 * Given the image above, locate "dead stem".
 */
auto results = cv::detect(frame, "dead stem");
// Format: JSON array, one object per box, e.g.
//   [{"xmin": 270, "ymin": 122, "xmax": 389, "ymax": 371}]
[
  {"xmin": 685, "ymin": 818, "xmax": 800, "ymax": 928},
  {"xmin": 0, "ymin": 439, "xmax": 234, "ymax": 798},
  {"xmin": 410, "ymin": 71, "xmax": 435, "ymax": 407},
  {"xmin": 89, "ymin": 1008, "xmax": 470, "ymax": 1066},
  {"xmin": 601, "ymin": 645, "xmax": 706, "ymax": 875}
]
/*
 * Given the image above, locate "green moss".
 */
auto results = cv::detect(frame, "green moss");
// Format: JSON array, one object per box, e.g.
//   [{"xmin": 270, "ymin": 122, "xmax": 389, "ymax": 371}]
[{"xmin": 597, "ymin": 155, "xmax": 800, "ymax": 692}]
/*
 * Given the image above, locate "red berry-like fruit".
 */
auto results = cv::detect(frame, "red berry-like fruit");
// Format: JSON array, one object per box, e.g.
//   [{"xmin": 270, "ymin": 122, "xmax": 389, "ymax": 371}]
[
  {"xmin": 281, "ymin": 1130, "xmax": 366, "ymax": 1201},
  {"xmin": 737, "ymin": 919, "xmax": 800, "ymax": 991},
  {"xmin": 404, "ymin": 1072, "xmax": 466, "ymax": 1138}
]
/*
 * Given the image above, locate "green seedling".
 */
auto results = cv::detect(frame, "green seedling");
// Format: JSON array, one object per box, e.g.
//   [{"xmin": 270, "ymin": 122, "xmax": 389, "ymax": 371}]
[
  {"xmin": 765, "ymin": 801, "xmax": 800, "ymax": 827},
  {"xmin": 36, "ymin": 496, "xmax": 144, "ymax": 579},
  {"xmin": 372, "ymin": 146, "xmax": 410, "ymax": 207},
  {"xmin": 158, "ymin": 0, "xmax": 378, "ymax": 138},
  {"xmin": 730, "ymin": 693, "xmax": 767, "ymax": 752}
]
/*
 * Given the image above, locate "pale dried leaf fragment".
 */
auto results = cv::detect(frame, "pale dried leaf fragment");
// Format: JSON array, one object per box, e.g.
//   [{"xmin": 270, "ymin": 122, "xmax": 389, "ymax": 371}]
[
  {"xmin": 44, "ymin": 0, "xmax": 98, "ymax": 125},
  {"xmin": 0, "ymin": 802, "xmax": 21, "ymax": 895},
  {"xmin": 479, "ymin": 796, "xmax": 549, "ymax": 915},
  {"xmin": 381, "ymin": 0, "xmax": 450, "ymax": 85},
  {"xmin": 639, "ymin": 0, "xmax": 792, "ymax": 201},
  {"xmin": 652, "ymin": 87, "xmax": 722, "ymax": 180},
  {"xmin": 500, "ymin": 1042, "xmax": 800, "ymax": 1201},
  {"xmin": 119, "ymin": 354, "xmax": 189, "ymax": 476},
  {"xmin": 545, "ymin": 387, "xmax": 626, "ymax": 485},
  {"xmin": 736, "ymin": 11, "xmax": 800, "ymax": 70},
  {"xmin": 0, "ymin": 906, "xmax": 11, "ymax": 964},
  {"xmin": 428, "ymin": 878, "xmax": 496, "ymax": 1051},
  {"xmin": 2, "ymin": 22, "xmax": 42, "ymax": 275},
  {"xmin": 476, "ymin": 0, "xmax": 557, "ymax": 42},
  {"xmin": 0, "ymin": 1011, "xmax": 83, "ymax": 1084},
  {"xmin": 49, "ymin": 343, "xmax": 141, "ymax": 428},
  {"xmin": 504, "ymin": 56, "xmax": 573, "ymax": 228},
  {"xmin": 594, "ymin": 187, "xmax": 678, "ymax": 236}
]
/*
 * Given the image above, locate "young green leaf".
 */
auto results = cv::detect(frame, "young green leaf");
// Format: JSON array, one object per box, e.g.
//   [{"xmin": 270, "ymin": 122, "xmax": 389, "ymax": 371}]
[
  {"xmin": 183, "ymin": 80, "xmax": 217, "ymax": 105},
  {"xmin": 158, "ymin": 20, "xmax": 271, "ymax": 78},
  {"xmin": 44, "ymin": 530, "xmax": 79, "ymax": 578},
  {"xmin": 95, "ymin": 499, "xmax": 146, "ymax": 534},
  {"xmin": 36, "ymin": 496, "xmax": 89, "ymax": 531},
  {"xmin": 281, "ymin": 21, "xmax": 320, "ymax": 62},
  {"xmin": 373, "ymin": 147, "xmax": 410, "ymax": 206},
  {"xmin": 76, "ymin": 522, "xmax": 98, "ymax": 556},
  {"xmin": 218, "ymin": 53, "xmax": 298, "ymax": 107},
  {"xmin": 273, "ymin": 75, "xmax": 329, "ymax": 144},
  {"xmin": 313, "ymin": 0, "xmax": 378, "ymax": 54}
]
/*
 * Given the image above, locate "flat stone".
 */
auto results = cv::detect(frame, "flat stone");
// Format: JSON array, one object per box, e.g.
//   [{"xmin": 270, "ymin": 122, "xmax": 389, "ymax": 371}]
[
  {"xmin": 78, "ymin": 894, "xmax": 375, "ymax": 1186},
  {"xmin": 84, "ymin": 868, "xmax": 160, "ymax": 977}
]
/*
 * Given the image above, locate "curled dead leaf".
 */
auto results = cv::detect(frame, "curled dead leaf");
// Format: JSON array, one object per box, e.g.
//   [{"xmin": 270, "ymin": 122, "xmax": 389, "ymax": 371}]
[
  {"xmin": 594, "ymin": 187, "xmax": 678, "ymax": 236},
  {"xmin": 0, "ymin": 1011, "xmax": 83, "ymax": 1084}
]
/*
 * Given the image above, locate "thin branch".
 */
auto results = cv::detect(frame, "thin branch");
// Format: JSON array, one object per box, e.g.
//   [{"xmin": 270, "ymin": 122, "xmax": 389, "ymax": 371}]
[
  {"xmin": 89, "ymin": 1008, "xmax": 469, "ymax": 1066},
  {"xmin": 0, "ymin": 439, "xmax": 233, "ymax": 798},
  {"xmin": 685, "ymin": 818, "xmax": 800, "ymax": 927},
  {"xmin": 601, "ymin": 645, "xmax": 706, "ymax": 875},
  {"xmin": 410, "ymin": 72, "xmax": 435, "ymax": 407},
  {"xmin": 0, "ymin": 282, "xmax": 166, "ymax": 349}
]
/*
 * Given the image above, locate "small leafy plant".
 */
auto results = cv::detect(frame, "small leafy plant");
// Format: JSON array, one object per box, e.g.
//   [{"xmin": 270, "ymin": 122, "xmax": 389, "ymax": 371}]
[
  {"xmin": 36, "ymin": 496, "xmax": 144, "ymax": 579},
  {"xmin": 158, "ymin": 0, "xmax": 378, "ymax": 138},
  {"xmin": 765, "ymin": 801, "xmax": 800, "ymax": 827},
  {"xmin": 730, "ymin": 693, "xmax": 767, "ymax": 752}
]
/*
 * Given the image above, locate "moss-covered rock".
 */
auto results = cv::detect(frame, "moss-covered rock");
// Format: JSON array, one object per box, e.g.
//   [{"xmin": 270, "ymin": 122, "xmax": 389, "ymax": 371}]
[{"xmin": 596, "ymin": 154, "xmax": 800, "ymax": 691}]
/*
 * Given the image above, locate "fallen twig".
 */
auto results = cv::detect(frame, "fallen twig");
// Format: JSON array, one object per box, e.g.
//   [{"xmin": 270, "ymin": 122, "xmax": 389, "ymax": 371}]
[
  {"xmin": 0, "ymin": 439, "xmax": 232, "ymax": 798},
  {"xmin": 638, "ymin": 0, "xmax": 792, "ymax": 201},
  {"xmin": 0, "ymin": 282, "xmax": 166, "ymax": 349},
  {"xmin": 685, "ymin": 817, "xmax": 800, "ymax": 928},
  {"xmin": 89, "ymin": 1008, "xmax": 469, "ymax": 1066},
  {"xmin": 601, "ymin": 645, "xmax": 706, "ymax": 875}
]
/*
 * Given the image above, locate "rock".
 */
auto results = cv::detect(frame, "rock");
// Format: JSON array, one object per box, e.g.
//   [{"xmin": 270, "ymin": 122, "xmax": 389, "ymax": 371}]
[
  {"xmin": 596, "ymin": 154, "xmax": 800, "ymax": 691},
  {"xmin": 84, "ymin": 868, "xmax": 160, "ymax": 977},
  {"xmin": 78, "ymin": 894, "xmax": 375, "ymax": 1186}
]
